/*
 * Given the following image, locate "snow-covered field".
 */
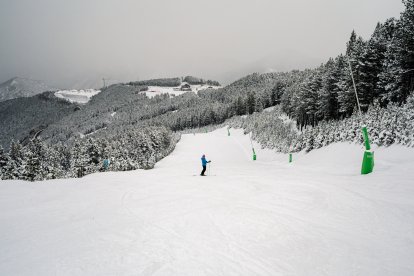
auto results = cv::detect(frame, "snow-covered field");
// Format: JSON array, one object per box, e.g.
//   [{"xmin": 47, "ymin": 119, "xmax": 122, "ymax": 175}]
[
  {"xmin": 54, "ymin": 89, "xmax": 101, "ymax": 104},
  {"xmin": 145, "ymin": 84, "xmax": 220, "ymax": 98},
  {"xmin": 1, "ymin": 128, "xmax": 414, "ymax": 275}
]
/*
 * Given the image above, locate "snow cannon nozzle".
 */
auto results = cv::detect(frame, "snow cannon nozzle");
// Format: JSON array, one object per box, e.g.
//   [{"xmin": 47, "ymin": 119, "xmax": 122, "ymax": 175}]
[{"xmin": 361, "ymin": 126, "xmax": 371, "ymax": 151}]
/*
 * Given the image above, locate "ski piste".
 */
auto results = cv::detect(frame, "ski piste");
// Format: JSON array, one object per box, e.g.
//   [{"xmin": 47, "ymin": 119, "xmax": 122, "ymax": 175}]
[{"xmin": 1, "ymin": 127, "xmax": 414, "ymax": 275}]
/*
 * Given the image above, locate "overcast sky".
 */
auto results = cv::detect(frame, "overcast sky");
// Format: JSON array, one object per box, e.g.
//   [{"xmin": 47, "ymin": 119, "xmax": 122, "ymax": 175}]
[{"xmin": 0, "ymin": 0, "xmax": 405, "ymax": 88}]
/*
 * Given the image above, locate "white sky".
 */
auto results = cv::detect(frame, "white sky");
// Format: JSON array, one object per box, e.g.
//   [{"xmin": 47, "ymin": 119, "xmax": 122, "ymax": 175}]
[{"xmin": 0, "ymin": 0, "xmax": 405, "ymax": 88}]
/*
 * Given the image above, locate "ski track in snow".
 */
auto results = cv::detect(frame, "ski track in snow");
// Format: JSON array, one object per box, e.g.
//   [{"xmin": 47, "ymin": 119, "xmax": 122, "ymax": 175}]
[{"xmin": 1, "ymin": 128, "xmax": 414, "ymax": 275}]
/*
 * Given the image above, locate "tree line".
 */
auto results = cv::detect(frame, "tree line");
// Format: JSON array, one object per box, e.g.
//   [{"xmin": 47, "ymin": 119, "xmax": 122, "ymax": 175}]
[
  {"xmin": 280, "ymin": 0, "xmax": 414, "ymax": 129},
  {"xmin": 0, "ymin": 126, "xmax": 178, "ymax": 181}
]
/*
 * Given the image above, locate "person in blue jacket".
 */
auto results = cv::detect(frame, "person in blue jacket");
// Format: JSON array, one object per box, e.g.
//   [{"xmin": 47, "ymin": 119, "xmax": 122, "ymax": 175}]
[{"xmin": 200, "ymin": 154, "xmax": 211, "ymax": 176}]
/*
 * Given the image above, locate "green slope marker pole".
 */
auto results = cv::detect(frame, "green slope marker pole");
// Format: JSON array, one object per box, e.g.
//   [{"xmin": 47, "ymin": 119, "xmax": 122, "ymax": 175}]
[
  {"xmin": 227, "ymin": 128, "xmax": 230, "ymax": 136},
  {"xmin": 289, "ymin": 153, "xmax": 292, "ymax": 163},
  {"xmin": 348, "ymin": 56, "xmax": 374, "ymax": 175},
  {"xmin": 249, "ymin": 133, "xmax": 256, "ymax": 161}
]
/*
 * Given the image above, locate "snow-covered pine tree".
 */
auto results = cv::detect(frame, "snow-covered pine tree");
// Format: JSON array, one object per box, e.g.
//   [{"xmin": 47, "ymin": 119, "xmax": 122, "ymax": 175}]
[
  {"xmin": 397, "ymin": 0, "xmax": 414, "ymax": 102},
  {"xmin": 306, "ymin": 67, "xmax": 323, "ymax": 125},
  {"xmin": 6, "ymin": 140, "xmax": 25, "ymax": 180},
  {"xmin": 71, "ymin": 141, "xmax": 89, "ymax": 177},
  {"xmin": 246, "ymin": 93, "xmax": 256, "ymax": 114},
  {"xmin": 23, "ymin": 139, "xmax": 43, "ymax": 181},
  {"xmin": 86, "ymin": 138, "xmax": 101, "ymax": 173},
  {"xmin": 0, "ymin": 146, "xmax": 9, "ymax": 179},
  {"xmin": 337, "ymin": 31, "xmax": 366, "ymax": 116},
  {"xmin": 358, "ymin": 23, "xmax": 390, "ymax": 109},
  {"xmin": 378, "ymin": 1, "xmax": 414, "ymax": 104},
  {"xmin": 270, "ymin": 80, "xmax": 286, "ymax": 106}
]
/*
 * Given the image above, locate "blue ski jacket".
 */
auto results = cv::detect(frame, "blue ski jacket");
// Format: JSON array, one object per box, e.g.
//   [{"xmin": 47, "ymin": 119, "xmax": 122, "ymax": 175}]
[{"xmin": 201, "ymin": 157, "xmax": 208, "ymax": 166}]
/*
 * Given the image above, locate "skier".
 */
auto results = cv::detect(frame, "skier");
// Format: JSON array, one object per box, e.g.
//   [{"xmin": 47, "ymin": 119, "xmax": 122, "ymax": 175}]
[
  {"xmin": 103, "ymin": 158, "xmax": 110, "ymax": 171},
  {"xmin": 200, "ymin": 154, "xmax": 211, "ymax": 176}
]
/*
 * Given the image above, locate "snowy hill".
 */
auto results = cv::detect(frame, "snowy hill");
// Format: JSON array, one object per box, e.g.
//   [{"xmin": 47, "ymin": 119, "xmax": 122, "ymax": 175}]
[
  {"xmin": 54, "ymin": 89, "xmax": 101, "ymax": 104},
  {"xmin": 0, "ymin": 77, "xmax": 55, "ymax": 102},
  {"xmin": 0, "ymin": 92, "xmax": 77, "ymax": 149},
  {"xmin": 1, "ymin": 127, "xmax": 414, "ymax": 275},
  {"xmin": 144, "ymin": 83, "xmax": 221, "ymax": 98}
]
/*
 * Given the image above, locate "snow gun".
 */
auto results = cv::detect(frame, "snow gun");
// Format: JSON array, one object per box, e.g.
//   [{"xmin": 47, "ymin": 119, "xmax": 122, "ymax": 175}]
[
  {"xmin": 348, "ymin": 56, "xmax": 374, "ymax": 175},
  {"xmin": 361, "ymin": 126, "xmax": 374, "ymax": 174}
]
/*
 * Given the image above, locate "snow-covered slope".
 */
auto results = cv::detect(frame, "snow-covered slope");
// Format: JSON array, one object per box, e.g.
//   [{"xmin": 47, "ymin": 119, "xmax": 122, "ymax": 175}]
[
  {"xmin": 145, "ymin": 83, "xmax": 220, "ymax": 98},
  {"xmin": 1, "ymin": 128, "xmax": 414, "ymax": 275},
  {"xmin": 0, "ymin": 77, "xmax": 55, "ymax": 102},
  {"xmin": 54, "ymin": 89, "xmax": 101, "ymax": 104}
]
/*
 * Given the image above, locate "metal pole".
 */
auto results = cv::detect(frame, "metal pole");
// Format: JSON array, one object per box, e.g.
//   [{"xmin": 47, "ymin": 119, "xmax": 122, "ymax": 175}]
[
  {"xmin": 249, "ymin": 132, "xmax": 254, "ymax": 150},
  {"xmin": 347, "ymin": 56, "xmax": 362, "ymax": 117}
]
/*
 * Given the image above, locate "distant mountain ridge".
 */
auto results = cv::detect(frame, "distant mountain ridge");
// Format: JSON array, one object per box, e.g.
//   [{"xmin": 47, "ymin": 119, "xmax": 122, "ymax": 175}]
[{"xmin": 0, "ymin": 77, "xmax": 56, "ymax": 102}]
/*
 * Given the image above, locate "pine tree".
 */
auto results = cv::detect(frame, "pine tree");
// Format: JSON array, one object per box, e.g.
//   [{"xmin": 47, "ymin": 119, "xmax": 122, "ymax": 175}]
[
  {"xmin": 398, "ymin": 0, "xmax": 414, "ymax": 101},
  {"xmin": 236, "ymin": 96, "xmax": 245, "ymax": 115},
  {"xmin": 358, "ymin": 23, "xmax": 390, "ymax": 109},
  {"xmin": 338, "ymin": 31, "xmax": 366, "ymax": 116},
  {"xmin": 378, "ymin": 1, "xmax": 414, "ymax": 104},
  {"xmin": 0, "ymin": 146, "xmax": 9, "ymax": 180},
  {"xmin": 23, "ymin": 140, "xmax": 42, "ymax": 181},
  {"xmin": 6, "ymin": 140, "xmax": 25, "ymax": 179},
  {"xmin": 246, "ymin": 93, "xmax": 256, "ymax": 114},
  {"xmin": 271, "ymin": 81, "xmax": 285, "ymax": 105},
  {"xmin": 319, "ymin": 58, "xmax": 340, "ymax": 120},
  {"xmin": 71, "ymin": 141, "xmax": 89, "ymax": 177}
]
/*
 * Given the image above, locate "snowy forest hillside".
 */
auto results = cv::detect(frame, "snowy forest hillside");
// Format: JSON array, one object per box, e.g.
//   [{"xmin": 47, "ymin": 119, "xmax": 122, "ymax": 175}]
[
  {"xmin": 0, "ymin": 77, "xmax": 55, "ymax": 102},
  {"xmin": 226, "ymin": 94, "xmax": 414, "ymax": 154},
  {"xmin": 0, "ymin": 92, "xmax": 78, "ymax": 149},
  {"xmin": 1, "ymin": 0, "xmax": 414, "ymax": 181}
]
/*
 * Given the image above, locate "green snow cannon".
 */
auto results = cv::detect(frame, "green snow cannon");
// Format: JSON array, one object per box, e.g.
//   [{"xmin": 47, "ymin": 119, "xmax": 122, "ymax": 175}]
[
  {"xmin": 253, "ymin": 148, "xmax": 257, "ymax": 161},
  {"xmin": 289, "ymin": 153, "xmax": 292, "ymax": 163},
  {"xmin": 361, "ymin": 126, "xmax": 374, "ymax": 175}
]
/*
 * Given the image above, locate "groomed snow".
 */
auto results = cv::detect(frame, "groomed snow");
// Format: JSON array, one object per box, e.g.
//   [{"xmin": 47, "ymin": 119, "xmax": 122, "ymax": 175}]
[
  {"xmin": 1, "ymin": 128, "xmax": 414, "ymax": 275},
  {"xmin": 54, "ymin": 89, "xmax": 101, "ymax": 104}
]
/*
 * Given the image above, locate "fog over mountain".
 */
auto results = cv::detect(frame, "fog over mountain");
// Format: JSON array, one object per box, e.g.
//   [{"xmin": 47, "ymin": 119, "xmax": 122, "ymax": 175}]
[
  {"xmin": 0, "ymin": 0, "xmax": 404, "ymax": 88},
  {"xmin": 0, "ymin": 77, "xmax": 55, "ymax": 101}
]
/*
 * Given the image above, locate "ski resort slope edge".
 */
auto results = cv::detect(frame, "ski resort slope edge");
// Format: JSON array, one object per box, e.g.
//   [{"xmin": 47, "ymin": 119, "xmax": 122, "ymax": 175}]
[{"xmin": 1, "ymin": 127, "xmax": 414, "ymax": 276}]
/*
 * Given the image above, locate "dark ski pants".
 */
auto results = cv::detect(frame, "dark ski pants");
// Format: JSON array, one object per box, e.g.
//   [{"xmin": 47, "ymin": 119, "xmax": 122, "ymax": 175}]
[{"xmin": 201, "ymin": 165, "xmax": 207, "ymax": 176}]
